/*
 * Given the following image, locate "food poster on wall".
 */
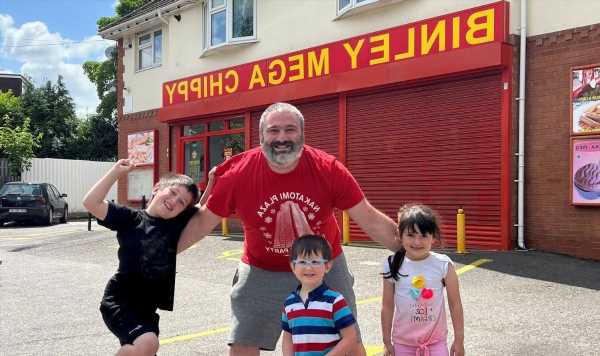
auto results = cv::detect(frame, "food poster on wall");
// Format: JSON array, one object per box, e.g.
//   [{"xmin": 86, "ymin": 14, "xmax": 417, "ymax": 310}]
[
  {"xmin": 572, "ymin": 137, "xmax": 600, "ymax": 205},
  {"xmin": 572, "ymin": 66, "xmax": 600, "ymax": 134},
  {"xmin": 127, "ymin": 131, "xmax": 155, "ymax": 165}
]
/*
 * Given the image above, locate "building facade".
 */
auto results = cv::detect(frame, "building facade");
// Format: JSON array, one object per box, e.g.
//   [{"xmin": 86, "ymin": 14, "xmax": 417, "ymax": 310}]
[{"xmin": 100, "ymin": 0, "xmax": 600, "ymax": 260}]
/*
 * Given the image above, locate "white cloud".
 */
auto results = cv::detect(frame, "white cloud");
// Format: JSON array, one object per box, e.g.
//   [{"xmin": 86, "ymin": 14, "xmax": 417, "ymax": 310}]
[{"xmin": 0, "ymin": 13, "xmax": 114, "ymax": 116}]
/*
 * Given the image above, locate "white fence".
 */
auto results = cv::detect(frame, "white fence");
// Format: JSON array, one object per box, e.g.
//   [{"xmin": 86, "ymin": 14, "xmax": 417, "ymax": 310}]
[{"xmin": 20, "ymin": 158, "xmax": 117, "ymax": 214}]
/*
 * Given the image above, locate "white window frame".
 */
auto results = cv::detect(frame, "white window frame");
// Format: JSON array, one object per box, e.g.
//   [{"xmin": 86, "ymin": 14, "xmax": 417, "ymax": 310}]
[
  {"xmin": 202, "ymin": 0, "xmax": 257, "ymax": 53},
  {"xmin": 136, "ymin": 28, "xmax": 162, "ymax": 72},
  {"xmin": 336, "ymin": 0, "xmax": 393, "ymax": 19}
]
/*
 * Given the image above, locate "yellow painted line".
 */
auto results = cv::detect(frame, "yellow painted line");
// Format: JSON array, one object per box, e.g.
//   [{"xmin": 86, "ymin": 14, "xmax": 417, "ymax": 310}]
[
  {"xmin": 158, "ymin": 259, "xmax": 493, "ymax": 347},
  {"xmin": 357, "ymin": 296, "xmax": 382, "ymax": 305},
  {"xmin": 216, "ymin": 249, "xmax": 243, "ymax": 259},
  {"xmin": 456, "ymin": 258, "xmax": 492, "ymax": 275},
  {"xmin": 160, "ymin": 326, "xmax": 230, "ymax": 345},
  {"xmin": 366, "ymin": 345, "xmax": 384, "ymax": 356}
]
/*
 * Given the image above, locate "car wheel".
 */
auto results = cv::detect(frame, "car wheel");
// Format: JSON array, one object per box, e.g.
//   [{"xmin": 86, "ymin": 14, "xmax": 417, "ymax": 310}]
[
  {"xmin": 60, "ymin": 206, "xmax": 68, "ymax": 224},
  {"xmin": 46, "ymin": 207, "xmax": 54, "ymax": 226}
]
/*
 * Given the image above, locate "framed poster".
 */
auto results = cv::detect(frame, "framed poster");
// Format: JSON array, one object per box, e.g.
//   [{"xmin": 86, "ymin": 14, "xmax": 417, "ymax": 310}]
[
  {"xmin": 571, "ymin": 64, "xmax": 600, "ymax": 135},
  {"xmin": 127, "ymin": 168, "xmax": 154, "ymax": 201},
  {"xmin": 571, "ymin": 136, "xmax": 600, "ymax": 205},
  {"xmin": 127, "ymin": 130, "xmax": 156, "ymax": 166}
]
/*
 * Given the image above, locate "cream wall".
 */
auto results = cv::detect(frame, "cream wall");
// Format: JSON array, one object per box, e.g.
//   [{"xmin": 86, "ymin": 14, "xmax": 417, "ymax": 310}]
[{"xmin": 121, "ymin": 0, "xmax": 600, "ymax": 113}]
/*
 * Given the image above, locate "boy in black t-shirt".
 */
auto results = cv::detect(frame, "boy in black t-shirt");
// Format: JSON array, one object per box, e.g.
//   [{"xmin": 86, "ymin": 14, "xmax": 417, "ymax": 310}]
[{"xmin": 83, "ymin": 159, "xmax": 201, "ymax": 356}]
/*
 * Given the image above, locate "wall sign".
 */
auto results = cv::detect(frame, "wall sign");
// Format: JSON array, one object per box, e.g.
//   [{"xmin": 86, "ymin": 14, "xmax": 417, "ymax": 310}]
[
  {"xmin": 571, "ymin": 136, "xmax": 600, "ymax": 205},
  {"xmin": 571, "ymin": 64, "xmax": 600, "ymax": 135}
]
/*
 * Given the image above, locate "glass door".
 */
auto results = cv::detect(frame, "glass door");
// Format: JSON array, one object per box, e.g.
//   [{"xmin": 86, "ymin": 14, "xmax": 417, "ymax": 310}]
[{"xmin": 183, "ymin": 140, "xmax": 206, "ymax": 186}]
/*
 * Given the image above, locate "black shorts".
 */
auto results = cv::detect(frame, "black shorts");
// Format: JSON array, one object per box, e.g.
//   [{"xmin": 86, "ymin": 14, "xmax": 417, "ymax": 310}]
[{"xmin": 100, "ymin": 301, "xmax": 160, "ymax": 346}]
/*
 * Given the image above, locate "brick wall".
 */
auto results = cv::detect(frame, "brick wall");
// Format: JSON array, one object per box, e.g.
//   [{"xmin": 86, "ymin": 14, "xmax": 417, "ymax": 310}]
[{"xmin": 525, "ymin": 24, "xmax": 600, "ymax": 260}]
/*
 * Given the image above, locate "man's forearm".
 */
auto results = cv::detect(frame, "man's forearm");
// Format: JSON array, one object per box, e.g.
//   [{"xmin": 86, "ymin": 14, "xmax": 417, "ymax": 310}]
[
  {"xmin": 348, "ymin": 199, "xmax": 400, "ymax": 251},
  {"xmin": 177, "ymin": 205, "xmax": 221, "ymax": 253}
]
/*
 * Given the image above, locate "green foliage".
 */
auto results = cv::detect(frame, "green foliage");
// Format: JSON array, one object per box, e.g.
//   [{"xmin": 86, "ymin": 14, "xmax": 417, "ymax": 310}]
[
  {"xmin": 98, "ymin": 0, "xmax": 151, "ymax": 30},
  {"xmin": 20, "ymin": 76, "xmax": 78, "ymax": 158},
  {"xmin": 0, "ymin": 91, "xmax": 24, "ymax": 128},
  {"xmin": 0, "ymin": 118, "xmax": 41, "ymax": 176}
]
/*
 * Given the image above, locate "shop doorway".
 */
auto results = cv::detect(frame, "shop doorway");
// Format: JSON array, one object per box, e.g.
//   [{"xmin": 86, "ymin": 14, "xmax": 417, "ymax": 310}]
[{"xmin": 177, "ymin": 116, "xmax": 247, "ymax": 189}]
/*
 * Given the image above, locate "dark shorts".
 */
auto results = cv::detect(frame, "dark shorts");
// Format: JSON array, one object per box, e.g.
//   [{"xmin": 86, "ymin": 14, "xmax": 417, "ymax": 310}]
[
  {"xmin": 100, "ymin": 301, "xmax": 160, "ymax": 346},
  {"xmin": 228, "ymin": 253, "xmax": 360, "ymax": 351}
]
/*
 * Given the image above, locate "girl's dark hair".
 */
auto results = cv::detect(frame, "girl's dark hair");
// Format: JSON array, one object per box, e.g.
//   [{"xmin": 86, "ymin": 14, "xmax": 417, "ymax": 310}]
[
  {"xmin": 156, "ymin": 173, "xmax": 200, "ymax": 208},
  {"xmin": 290, "ymin": 234, "xmax": 332, "ymax": 261},
  {"xmin": 383, "ymin": 204, "xmax": 442, "ymax": 281}
]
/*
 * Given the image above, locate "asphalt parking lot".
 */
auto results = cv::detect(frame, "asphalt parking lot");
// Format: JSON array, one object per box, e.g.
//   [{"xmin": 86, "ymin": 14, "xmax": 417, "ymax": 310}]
[{"xmin": 0, "ymin": 222, "xmax": 598, "ymax": 355}]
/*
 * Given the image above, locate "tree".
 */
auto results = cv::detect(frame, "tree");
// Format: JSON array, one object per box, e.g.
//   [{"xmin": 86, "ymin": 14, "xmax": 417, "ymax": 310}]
[
  {"xmin": 0, "ymin": 118, "xmax": 40, "ymax": 176},
  {"xmin": 20, "ymin": 77, "xmax": 78, "ymax": 158},
  {"xmin": 98, "ymin": 0, "xmax": 151, "ymax": 29},
  {"xmin": 0, "ymin": 91, "xmax": 24, "ymax": 128}
]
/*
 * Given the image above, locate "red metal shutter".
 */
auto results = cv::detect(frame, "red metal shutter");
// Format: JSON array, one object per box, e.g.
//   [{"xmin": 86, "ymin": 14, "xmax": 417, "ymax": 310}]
[
  {"xmin": 346, "ymin": 73, "xmax": 504, "ymax": 249},
  {"xmin": 251, "ymin": 99, "xmax": 339, "ymax": 158}
]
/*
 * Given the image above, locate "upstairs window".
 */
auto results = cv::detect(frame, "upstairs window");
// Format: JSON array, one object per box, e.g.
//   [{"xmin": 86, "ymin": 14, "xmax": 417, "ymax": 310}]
[
  {"xmin": 137, "ymin": 29, "xmax": 162, "ymax": 71},
  {"xmin": 204, "ymin": 0, "xmax": 256, "ymax": 49},
  {"xmin": 337, "ymin": 0, "xmax": 394, "ymax": 18}
]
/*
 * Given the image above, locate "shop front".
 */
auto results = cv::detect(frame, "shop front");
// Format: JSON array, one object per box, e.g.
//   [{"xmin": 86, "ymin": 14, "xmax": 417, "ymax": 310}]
[{"xmin": 157, "ymin": 2, "xmax": 513, "ymax": 248}]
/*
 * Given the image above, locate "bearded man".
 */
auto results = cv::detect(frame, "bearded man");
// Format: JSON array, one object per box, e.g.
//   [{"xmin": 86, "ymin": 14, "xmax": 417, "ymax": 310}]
[{"xmin": 178, "ymin": 102, "xmax": 399, "ymax": 356}]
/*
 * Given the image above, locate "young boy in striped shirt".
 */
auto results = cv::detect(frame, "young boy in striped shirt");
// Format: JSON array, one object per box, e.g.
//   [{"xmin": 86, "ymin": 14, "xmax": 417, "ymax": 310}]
[{"xmin": 281, "ymin": 234, "xmax": 358, "ymax": 356}]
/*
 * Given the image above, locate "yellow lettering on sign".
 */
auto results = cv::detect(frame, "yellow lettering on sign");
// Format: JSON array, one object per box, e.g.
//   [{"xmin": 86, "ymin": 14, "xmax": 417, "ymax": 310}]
[
  {"xmin": 394, "ymin": 27, "xmax": 415, "ymax": 61},
  {"xmin": 452, "ymin": 16, "xmax": 460, "ymax": 49},
  {"xmin": 288, "ymin": 54, "xmax": 305, "ymax": 82},
  {"xmin": 268, "ymin": 59, "xmax": 286, "ymax": 85},
  {"xmin": 343, "ymin": 39, "xmax": 364, "ymax": 69},
  {"xmin": 165, "ymin": 83, "xmax": 177, "ymax": 104},
  {"xmin": 224, "ymin": 70, "xmax": 239, "ymax": 94},
  {"xmin": 190, "ymin": 78, "xmax": 202, "ymax": 99},
  {"xmin": 249, "ymin": 64, "xmax": 266, "ymax": 89},
  {"xmin": 466, "ymin": 9, "xmax": 494, "ymax": 45},
  {"xmin": 307, "ymin": 48, "xmax": 330, "ymax": 78},
  {"xmin": 369, "ymin": 33, "xmax": 390, "ymax": 66},
  {"xmin": 177, "ymin": 81, "xmax": 188, "ymax": 102},
  {"xmin": 209, "ymin": 73, "xmax": 223, "ymax": 97},
  {"xmin": 421, "ymin": 20, "xmax": 446, "ymax": 55}
]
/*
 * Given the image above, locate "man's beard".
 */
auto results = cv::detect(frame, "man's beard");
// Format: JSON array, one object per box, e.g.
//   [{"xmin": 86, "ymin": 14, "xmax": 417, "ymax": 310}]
[{"xmin": 262, "ymin": 138, "xmax": 303, "ymax": 166}]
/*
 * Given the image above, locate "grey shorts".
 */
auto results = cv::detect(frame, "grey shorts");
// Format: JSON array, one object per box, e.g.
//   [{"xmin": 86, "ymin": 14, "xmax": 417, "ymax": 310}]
[{"xmin": 228, "ymin": 253, "xmax": 360, "ymax": 351}]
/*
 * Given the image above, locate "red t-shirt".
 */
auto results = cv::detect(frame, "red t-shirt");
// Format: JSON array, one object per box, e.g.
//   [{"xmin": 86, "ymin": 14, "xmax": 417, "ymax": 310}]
[{"xmin": 206, "ymin": 145, "xmax": 364, "ymax": 271}]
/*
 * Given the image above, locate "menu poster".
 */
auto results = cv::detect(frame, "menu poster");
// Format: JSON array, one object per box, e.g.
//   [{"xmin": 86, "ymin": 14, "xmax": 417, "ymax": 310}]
[
  {"xmin": 127, "ymin": 168, "xmax": 154, "ymax": 201},
  {"xmin": 127, "ymin": 130, "xmax": 155, "ymax": 165},
  {"xmin": 572, "ymin": 137, "xmax": 600, "ymax": 205},
  {"xmin": 572, "ymin": 65, "xmax": 600, "ymax": 134}
]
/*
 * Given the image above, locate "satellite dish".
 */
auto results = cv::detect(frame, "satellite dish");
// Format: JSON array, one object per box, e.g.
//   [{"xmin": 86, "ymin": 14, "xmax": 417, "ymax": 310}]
[{"xmin": 105, "ymin": 45, "xmax": 117, "ymax": 59}]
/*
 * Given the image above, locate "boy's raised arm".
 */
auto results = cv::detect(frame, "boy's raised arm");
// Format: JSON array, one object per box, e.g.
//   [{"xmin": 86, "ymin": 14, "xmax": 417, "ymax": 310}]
[{"xmin": 83, "ymin": 159, "xmax": 134, "ymax": 220}]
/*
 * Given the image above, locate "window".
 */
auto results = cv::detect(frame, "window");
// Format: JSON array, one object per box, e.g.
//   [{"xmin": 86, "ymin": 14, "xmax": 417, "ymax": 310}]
[
  {"xmin": 137, "ymin": 29, "xmax": 162, "ymax": 70},
  {"xmin": 337, "ymin": 0, "xmax": 392, "ymax": 17},
  {"xmin": 204, "ymin": 0, "xmax": 256, "ymax": 49},
  {"xmin": 183, "ymin": 124, "xmax": 206, "ymax": 136}
]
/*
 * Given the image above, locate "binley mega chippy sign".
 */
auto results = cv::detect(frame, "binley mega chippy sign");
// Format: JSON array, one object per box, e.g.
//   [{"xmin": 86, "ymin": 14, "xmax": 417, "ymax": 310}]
[{"xmin": 162, "ymin": 1, "xmax": 507, "ymax": 107}]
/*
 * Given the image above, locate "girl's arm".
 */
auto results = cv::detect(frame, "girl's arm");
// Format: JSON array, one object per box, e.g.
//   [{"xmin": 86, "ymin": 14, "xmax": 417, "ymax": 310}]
[
  {"xmin": 445, "ymin": 263, "xmax": 465, "ymax": 356},
  {"xmin": 325, "ymin": 324, "xmax": 358, "ymax": 356},
  {"xmin": 381, "ymin": 279, "xmax": 395, "ymax": 356},
  {"xmin": 83, "ymin": 159, "xmax": 134, "ymax": 220},
  {"xmin": 282, "ymin": 331, "xmax": 294, "ymax": 356}
]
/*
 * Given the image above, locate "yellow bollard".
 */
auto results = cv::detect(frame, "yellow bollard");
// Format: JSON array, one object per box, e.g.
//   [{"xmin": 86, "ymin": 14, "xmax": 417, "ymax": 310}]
[
  {"xmin": 342, "ymin": 211, "xmax": 350, "ymax": 245},
  {"xmin": 456, "ymin": 208, "xmax": 466, "ymax": 253},
  {"xmin": 222, "ymin": 218, "xmax": 229, "ymax": 236}
]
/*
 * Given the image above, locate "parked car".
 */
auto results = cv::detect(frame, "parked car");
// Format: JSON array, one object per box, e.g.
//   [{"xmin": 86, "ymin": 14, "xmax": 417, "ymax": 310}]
[{"xmin": 0, "ymin": 182, "xmax": 68, "ymax": 226}]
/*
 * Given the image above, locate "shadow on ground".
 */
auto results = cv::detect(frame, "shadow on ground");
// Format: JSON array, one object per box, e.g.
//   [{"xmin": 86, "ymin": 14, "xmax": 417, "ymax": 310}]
[{"xmin": 445, "ymin": 250, "xmax": 599, "ymax": 291}]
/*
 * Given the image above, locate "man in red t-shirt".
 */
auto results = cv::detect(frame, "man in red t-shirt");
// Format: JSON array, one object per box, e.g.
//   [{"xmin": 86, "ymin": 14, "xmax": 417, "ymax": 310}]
[{"xmin": 179, "ymin": 102, "xmax": 399, "ymax": 356}]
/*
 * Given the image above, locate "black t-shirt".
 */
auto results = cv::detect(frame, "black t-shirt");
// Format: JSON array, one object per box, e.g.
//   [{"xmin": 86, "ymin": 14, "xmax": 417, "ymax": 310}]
[{"xmin": 98, "ymin": 202, "xmax": 197, "ymax": 311}]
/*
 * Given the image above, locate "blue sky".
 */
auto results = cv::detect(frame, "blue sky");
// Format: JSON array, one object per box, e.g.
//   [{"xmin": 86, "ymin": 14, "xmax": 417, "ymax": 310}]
[{"xmin": 0, "ymin": 0, "xmax": 118, "ymax": 116}]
